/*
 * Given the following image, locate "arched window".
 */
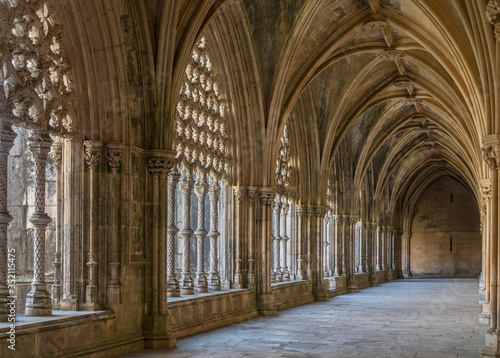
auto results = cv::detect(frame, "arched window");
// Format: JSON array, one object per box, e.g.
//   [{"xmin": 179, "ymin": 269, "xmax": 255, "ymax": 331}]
[{"xmin": 168, "ymin": 35, "xmax": 229, "ymax": 296}]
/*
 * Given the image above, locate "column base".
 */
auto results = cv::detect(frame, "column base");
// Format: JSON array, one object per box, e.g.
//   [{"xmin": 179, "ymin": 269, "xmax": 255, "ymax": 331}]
[
  {"xmin": 84, "ymin": 285, "xmax": 100, "ymax": 311},
  {"xmin": 25, "ymin": 286, "xmax": 52, "ymax": 317},
  {"xmin": 60, "ymin": 295, "xmax": 79, "ymax": 311},
  {"xmin": 386, "ymin": 269, "xmax": 394, "ymax": 281},
  {"xmin": 257, "ymin": 293, "xmax": 277, "ymax": 316},
  {"xmin": 180, "ymin": 277, "xmax": 194, "ymax": 295},
  {"xmin": 167, "ymin": 279, "xmax": 181, "ymax": 297},
  {"xmin": 143, "ymin": 313, "xmax": 177, "ymax": 349},
  {"xmin": 348, "ymin": 283, "xmax": 359, "ymax": 293},
  {"xmin": 194, "ymin": 275, "xmax": 208, "ymax": 293},
  {"xmin": 481, "ymin": 330, "xmax": 500, "ymax": 357},
  {"xmin": 0, "ymin": 294, "xmax": 14, "ymax": 322},
  {"xmin": 480, "ymin": 302, "xmax": 491, "ymax": 325},
  {"xmin": 107, "ymin": 284, "xmax": 121, "ymax": 305},
  {"xmin": 314, "ymin": 284, "xmax": 328, "ymax": 302}
]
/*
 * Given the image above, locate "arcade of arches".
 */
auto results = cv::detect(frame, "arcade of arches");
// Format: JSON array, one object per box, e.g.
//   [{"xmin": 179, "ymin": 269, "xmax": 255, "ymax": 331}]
[{"xmin": 0, "ymin": 0, "xmax": 499, "ymax": 357}]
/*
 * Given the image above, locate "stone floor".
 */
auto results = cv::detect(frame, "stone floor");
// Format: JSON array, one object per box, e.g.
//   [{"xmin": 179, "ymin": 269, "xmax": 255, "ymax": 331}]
[{"xmin": 124, "ymin": 279, "xmax": 487, "ymax": 358}]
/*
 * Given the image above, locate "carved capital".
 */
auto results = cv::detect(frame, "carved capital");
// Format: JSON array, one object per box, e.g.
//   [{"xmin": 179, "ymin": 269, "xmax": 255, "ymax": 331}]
[
  {"xmin": 107, "ymin": 142, "xmax": 124, "ymax": 170},
  {"xmin": 50, "ymin": 142, "xmax": 63, "ymax": 171},
  {"xmin": 0, "ymin": 123, "xmax": 17, "ymax": 154},
  {"xmin": 148, "ymin": 157, "xmax": 174, "ymax": 175},
  {"xmin": 487, "ymin": 0, "xmax": 500, "ymax": 40},
  {"xmin": 296, "ymin": 204, "xmax": 305, "ymax": 217},
  {"xmin": 258, "ymin": 187, "xmax": 276, "ymax": 205},
  {"xmin": 315, "ymin": 205, "xmax": 327, "ymax": 217},
  {"xmin": 376, "ymin": 50, "xmax": 406, "ymax": 61},
  {"xmin": 481, "ymin": 180, "xmax": 492, "ymax": 202},
  {"xmin": 482, "ymin": 146, "xmax": 498, "ymax": 170},
  {"xmin": 28, "ymin": 132, "xmax": 53, "ymax": 160},
  {"xmin": 233, "ymin": 186, "xmax": 245, "ymax": 204},
  {"xmin": 247, "ymin": 186, "xmax": 258, "ymax": 205},
  {"xmin": 306, "ymin": 205, "xmax": 314, "ymax": 218},
  {"xmin": 84, "ymin": 140, "xmax": 102, "ymax": 170}
]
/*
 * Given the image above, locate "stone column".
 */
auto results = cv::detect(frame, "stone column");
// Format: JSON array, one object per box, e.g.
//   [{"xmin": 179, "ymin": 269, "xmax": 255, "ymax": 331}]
[
  {"xmin": 148, "ymin": 158, "xmax": 171, "ymax": 313},
  {"xmin": 295, "ymin": 204, "xmax": 305, "ymax": 280},
  {"xmin": 480, "ymin": 182, "xmax": 492, "ymax": 324},
  {"xmin": 368, "ymin": 223, "xmax": 378, "ymax": 286},
  {"xmin": 272, "ymin": 197, "xmax": 282, "ymax": 282},
  {"xmin": 179, "ymin": 165, "xmax": 194, "ymax": 295},
  {"xmin": 107, "ymin": 143, "xmax": 124, "ymax": 305},
  {"xmin": 194, "ymin": 170, "xmax": 208, "ymax": 293},
  {"xmin": 167, "ymin": 169, "xmax": 181, "ymax": 297},
  {"xmin": 347, "ymin": 216, "xmax": 359, "ymax": 293},
  {"xmin": 306, "ymin": 205, "xmax": 314, "ymax": 280},
  {"xmin": 323, "ymin": 213, "xmax": 330, "ymax": 277},
  {"xmin": 50, "ymin": 142, "xmax": 63, "ymax": 306},
  {"xmin": 402, "ymin": 232, "xmax": 411, "ymax": 278},
  {"xmin": 386, "ymin": 227, "xmax": 394, "ymax": 281},
  {"xmin": 358, "ymin": 222, "xmax": 365, "ymax": 273},
  {"xmin": 26, "ymin": 132, "xmax": 53, "ymax": 316},
  {"xmin": 333, "ymin": 215, "xmax": 341, "ymax": 276},
  {"xmin": 480, "ymin": 134, "xmax": 500, "ymax": 356},
  {"xmin": 376, "ymin": 226, "xmax": 382, "ymax": 270},
  {"xmin": 314, "ymin": 206, "xmax": 328, "ymax": 301},
  {"xmin": 247, "ymin": 187, "xmax": 258, "ymax": 288},
  {"xmin": 0, "ymin": 122, "xmax": 16, "ymax": 321},
  {"xmin": 340, "ymin": 215, "xmax": 347, "ymax": 277},
  {"xmin": 257, "ymin": 187, "xmax": 277, "ymax": 315},
  {"xmin": 207, "ymin": 176, "xmax": 221, "ymax": 291},
  {"xmin": 381, "ymin": 226, "xmax": 387, "ymax": 272},
  {"xmin": 82, "ymin": 140, "xmax": 102, "ymax": 310},
  {"xmin": 280, "ymin": 198, "xmax": 290, "ymax": 281},
  {"xmin": 233, "ymin": 186, "xmax": 245, "ymax": 288}
]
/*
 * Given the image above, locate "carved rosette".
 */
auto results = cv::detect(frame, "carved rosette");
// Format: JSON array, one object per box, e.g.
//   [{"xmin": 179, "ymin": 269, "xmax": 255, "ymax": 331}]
[
  {"xmin": 487, "ymin": 0, "xmax": 500, "ymax": 40},
  {"xmin": 376, "ymin": 50, "xmax": 406, "ymax": 61},
  {"xmin": 0, "ymin": 0, "xmax": 77, "ymax": 138},
  {"xmin": 296, "ymin": 204, "xmax": 304, "ymax": 217}
]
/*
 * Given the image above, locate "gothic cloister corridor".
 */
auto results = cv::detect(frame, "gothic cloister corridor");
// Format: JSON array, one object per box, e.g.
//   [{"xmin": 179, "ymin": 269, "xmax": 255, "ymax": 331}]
[{"xmin": 125, "ymin": 279, "xmax": 487, "ymax": 358}]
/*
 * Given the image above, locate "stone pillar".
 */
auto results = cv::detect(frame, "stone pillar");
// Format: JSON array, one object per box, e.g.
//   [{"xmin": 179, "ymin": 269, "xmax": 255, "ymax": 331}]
[
  {"xmin": 368, "ymin": 223, "xmax": 379, "ymax": 286},
  {"xmin": 280, "ymin": 198, "xmax": 290, "ymax": 281},
  {"xmin": 340, "ymin": 215, "xmax": 347, "ymax": 277},
  {"xmin": 82, "ymin": 140, "xmax": 102, "ymax": 310},
  {"xmin": 207, "ymin": 176, "xmax": 221, "ymax": 291},
  {"xmin": 402, "ymin": 232, "xmax": 411, "ymax": 278},
  {"xmin": 314, "ymin": 206, "xmax": 328, "ymax": 301},
  {"xmin": 333, "ymin": 215, "xmax": 341, "ymax": 276},
  {"xmin": 347, "ymin": 216, "xmax": 359, "ymax": 293},
  {"xmin": 26, "ymin": 132, "xmax": 53, "ymax": 316},
  {"xmin": 0, "ymin": 122, "xmax": 16, "ymax": 321},
  {"xmin": 386, "ymin": 227, "xmax": 394, "ymax": 281},
  {"xmin": 480, "ymin": 134, "xmax": 500, "ymax": 357},
  {"xmin": 179, "ymin": 165, "xmax": 194, "ymax": 295},
  {"xmin": 247, "ymin": 187, "xmax": 258, "ymax": 288},
  {"xmin": 167, "ymin": 170, "xmax": 181, "ymax": 297},
  {"xmin": 295, "ymin": 204, "xmax": 305, "ymax": 280},
  {"xmin": 323, "ymin": 213, "xmax": 330, "ymax": 277},
  {"xmin": 233, "ymin": 186, "xmax": 245, "ymax": 288},
  {"xmin": 481, "ymin": 181, "xmax": 492, "ymax": 324},
  {"xmin": 376, "ymin": 226, "xmax": 382, "ymax": 270},
  {"xmin": 306, "ymin": 205, "xmax": 314, "ymax": 280},
  {"xmin": 194, "ymin": 171, "xmax": 208, "ymax": 293},
  {"xmin": 272, "ymin": 197, "xmax": 282, "ymax": 282},
  {"xmin": 50, "ymin": 142, "xmax": 63, "ymax": 307},
  {"xmin": 358, "ymin": 222, "xmax": 365, "ymax": 273},
  {"xmin": 257, "ymin": 187, "xmax": 277, "ymax": 315},
  {"xmin": 107, "ymin": 143, "xmax": 124, "ymax": 305}
]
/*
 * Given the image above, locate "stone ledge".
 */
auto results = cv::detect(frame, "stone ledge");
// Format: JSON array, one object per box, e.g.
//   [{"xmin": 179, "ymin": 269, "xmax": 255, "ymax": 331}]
[
  {"xmin": 169, "ymin": 289, "xmax": 257, "ymax": 339},
  {"xmin": 272, "ymin": 280, "xmax": 313, "ymax": 310},
  {"xmin": 0, "ymin": 310, "xmax": 114, "ymax": 334}
]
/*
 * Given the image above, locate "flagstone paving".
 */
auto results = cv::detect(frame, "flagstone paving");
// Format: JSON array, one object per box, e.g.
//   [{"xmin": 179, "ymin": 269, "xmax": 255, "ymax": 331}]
[{"xmin": 124, "ymin": 279, "xmax": 487, "ymax": 358}]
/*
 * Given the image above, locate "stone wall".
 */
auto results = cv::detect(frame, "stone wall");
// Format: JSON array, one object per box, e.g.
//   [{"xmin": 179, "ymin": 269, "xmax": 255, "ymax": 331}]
[
  {"xmin": 7, "ymin": 126, "xmax": 57, "ymax": 280},
  {"xmin": 410, "ymin": 176, "xmax": 481, "ymax": 278}
]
